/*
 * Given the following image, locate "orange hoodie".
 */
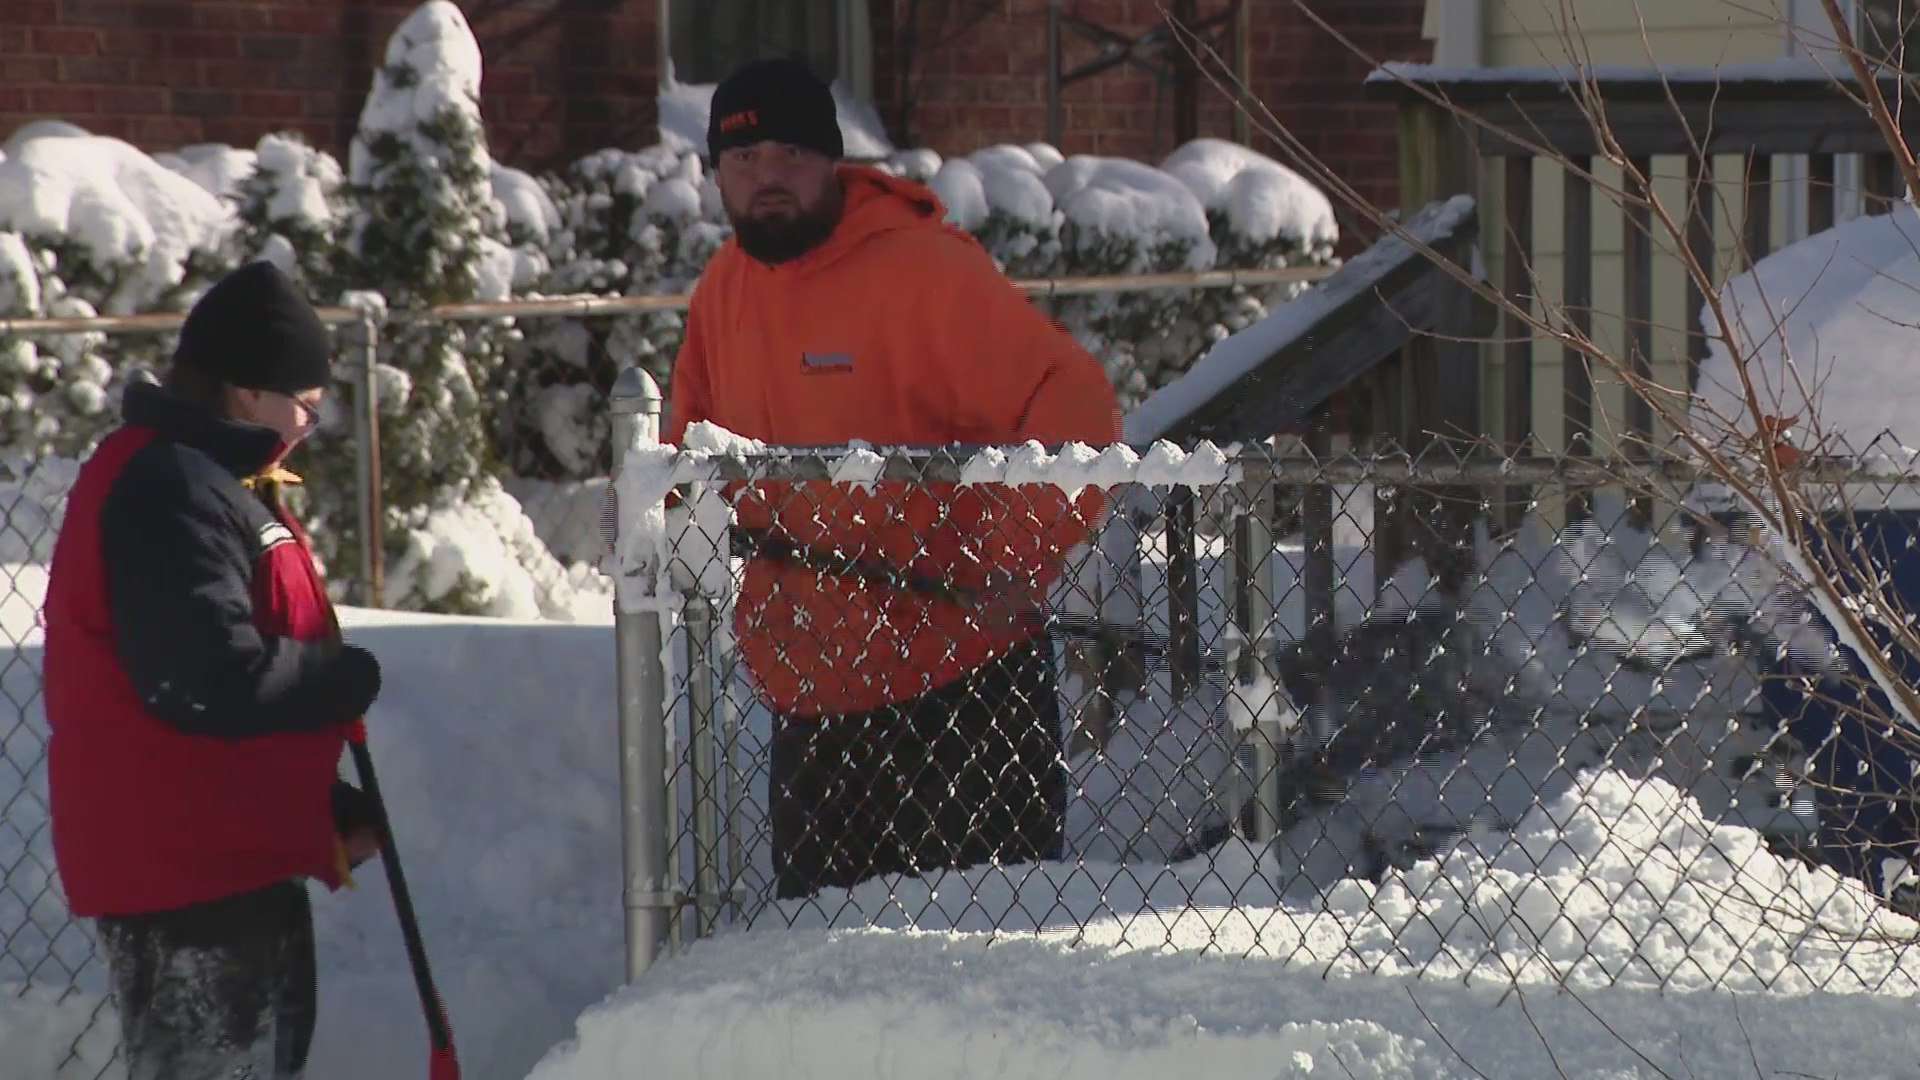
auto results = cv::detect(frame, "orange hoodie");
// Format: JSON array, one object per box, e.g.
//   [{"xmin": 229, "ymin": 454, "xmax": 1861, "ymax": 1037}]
[{"xmin": 665, "ymin": 164, "xmax": 1120, "ymax": 718}]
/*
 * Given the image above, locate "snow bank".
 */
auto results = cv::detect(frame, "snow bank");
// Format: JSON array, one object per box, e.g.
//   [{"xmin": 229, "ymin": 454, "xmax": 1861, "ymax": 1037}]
[
  {"xmin": 529, "ymin": 773, "xmax": 1920, "ymax": 1080},
  {"xmin": 0, "ymin": 123, "xmax": 236, "ymax": 312},
  {"xmin": 386, "ymin": 479, "xmax": 612, "ymax": 622},
  {"xmin": 2, "ymin": 478, "xmax": 1915, "ymax": 1080},
  {"xmin": 1693, "ymin": 203, "xmax": 1920, "ymax": 503},
  {"xmin": 658, "ymin": 78, "xmax": 895, "ymax": 160},
  {"xmin": 0, "ymin": 983, "xmax": 118, "ymax": 1080},
  {"xmin": 532, "ymin": 929, "xmax": 1920, "ymax": 1080}
]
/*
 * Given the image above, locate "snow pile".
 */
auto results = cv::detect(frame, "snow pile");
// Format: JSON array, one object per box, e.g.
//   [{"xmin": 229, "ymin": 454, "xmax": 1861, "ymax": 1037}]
[
  {"xmin": 1694, "ymin": 202, "xmax": 1920, "ymax": 506},
  {"xmin": 529, "ymin": 771, "xmax": 1920, "ymax": 1080},
  {"xmin": 657, "ymin": 77, "xmax": 896, "ymax": 161},
  {"xmin": 695, "ymin": 773, "xmax": 1917, "ymax": 987},
  {"xmin": 0, "ymin": 552, "xmax": 626, "ymax": 1080},
  {"xmin": 385, "ymin": 477, "xmax": 611, "ymax": 621},
  {"xmin": 532, "ymin": 924, "xmax": 1920, "ymax": 1080}
]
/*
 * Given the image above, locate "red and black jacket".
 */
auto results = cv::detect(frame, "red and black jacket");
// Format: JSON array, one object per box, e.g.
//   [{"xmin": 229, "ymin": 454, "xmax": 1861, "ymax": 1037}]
[{"xmin": 42, "ymin": 380, "xmax": 382, "ymax": 918}]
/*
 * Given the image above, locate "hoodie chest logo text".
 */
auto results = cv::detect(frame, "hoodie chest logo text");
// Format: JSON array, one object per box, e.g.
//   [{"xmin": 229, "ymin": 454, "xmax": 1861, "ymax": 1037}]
[{"xmin": 800, "ymin": 351, "xmax": 854, "ymax": 374}]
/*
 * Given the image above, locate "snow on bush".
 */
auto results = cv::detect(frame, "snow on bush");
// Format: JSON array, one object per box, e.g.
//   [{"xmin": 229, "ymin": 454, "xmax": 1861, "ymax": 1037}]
[
  {"xmin": 500, "ymin": 145, "xmax": 727, "ymax": 484},
  {"xmin": 331, "ymin": 1, "xmax": 575, "ymax": 617},
  {"xmin": 152, "ymin": 142, "xmax": 259, "ymax": 202},
  {"xmin": 232, "ymin": 132, "xmax": 349, "ymax": 291},
  {"xmin": 897, "ymin": 140, "xmax": 1340, "ymax": 405},
  {"xmin": 0, "ymin": 123, "xmax": 239, "ymax": 457},
  {"xmin": 0, "ymin": 121, "xmax": 237, "ymax": 314}
]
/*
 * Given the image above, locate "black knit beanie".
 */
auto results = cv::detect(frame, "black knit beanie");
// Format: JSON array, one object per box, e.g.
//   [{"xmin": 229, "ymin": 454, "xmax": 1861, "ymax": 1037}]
[
  {"xmin": 707, "ymin": 57, "xmax": 844, "ymax": 161},
  {"xmin": 172, "ymin": 261, "xmax": 333, "ymax": 395}
]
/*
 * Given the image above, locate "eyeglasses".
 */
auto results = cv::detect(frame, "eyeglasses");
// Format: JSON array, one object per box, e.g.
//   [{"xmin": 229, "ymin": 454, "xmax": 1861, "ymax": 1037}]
[{"xmin": 287, "ymin": 394, "xmax": 323, "ymax": 430}]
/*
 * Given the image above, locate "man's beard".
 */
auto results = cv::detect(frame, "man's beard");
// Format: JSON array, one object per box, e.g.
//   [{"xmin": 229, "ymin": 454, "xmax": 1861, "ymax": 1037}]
[{"xmin": 728, "ymin": 188, "xmax": 843, "ymax": 265}]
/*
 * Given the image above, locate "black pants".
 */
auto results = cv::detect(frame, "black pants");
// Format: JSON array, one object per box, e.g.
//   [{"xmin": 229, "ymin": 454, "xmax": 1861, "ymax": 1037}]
[
  {"xmin": 770, "ymin": 638, "xmax": 1067, "ymax": 901},
  {"xmin": 95, "ymin": 881, "xmax": 317, "ymax": 1080}
]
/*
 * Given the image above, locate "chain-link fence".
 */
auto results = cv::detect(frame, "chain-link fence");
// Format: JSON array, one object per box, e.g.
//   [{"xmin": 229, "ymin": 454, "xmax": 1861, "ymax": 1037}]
[
  {"xmin": 0, "ymin": 453, "xmax": 120, "ymax": 1078},
  {"xmin": 610, "ymin": 410, "xmax": 1920, "ymax": 994}
]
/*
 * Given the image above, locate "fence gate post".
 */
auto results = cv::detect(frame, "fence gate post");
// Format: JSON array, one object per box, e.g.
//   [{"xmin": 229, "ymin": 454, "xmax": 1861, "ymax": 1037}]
[
  {"xmin": 1234, "ymin": 464, "xmax": 1285, "ymax": 843},
  {"xmin": 606, "ymin": 366, "xmax": 673, "ymax": 983},
  {"xmin": 351, "ymin": 314, "xmax": 384, "ymax": 607}
]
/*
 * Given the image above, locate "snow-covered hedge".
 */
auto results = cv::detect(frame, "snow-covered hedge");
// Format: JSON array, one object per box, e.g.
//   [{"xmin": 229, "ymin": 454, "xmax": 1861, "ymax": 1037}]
[{"xmin": 0, "ymin": 0, "xmax": 1339, "ymax": 622}]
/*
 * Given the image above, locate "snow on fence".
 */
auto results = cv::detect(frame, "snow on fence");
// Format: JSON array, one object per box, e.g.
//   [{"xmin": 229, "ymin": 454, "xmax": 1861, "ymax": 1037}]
[{"xmin": 606, "ymin": 374, "xmax": 1920, "ymax": 994}]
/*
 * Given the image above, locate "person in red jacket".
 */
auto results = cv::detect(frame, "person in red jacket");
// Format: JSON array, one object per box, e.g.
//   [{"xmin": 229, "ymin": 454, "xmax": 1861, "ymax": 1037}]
[
  {"xmin": 668, "ymin": 58, "xmax": 1120, "ymax": 900},
  {"xmin": 41, "ymin": 261, "xmax": 385, "ymax": 1079}
]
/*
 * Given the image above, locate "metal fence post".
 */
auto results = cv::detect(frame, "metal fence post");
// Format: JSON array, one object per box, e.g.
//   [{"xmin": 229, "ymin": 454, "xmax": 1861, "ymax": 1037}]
[
  {"xmin": 351, "ymin": 314, "xmax": 385, "ymax": 607},
  {"xmin": 606, "ymin": 366, "xmax": 672, "ymax": 983},
  {"xmin": 683, "ymin": 594, "xmax": 723, "ymax": 937},
  {"xmin": 1234, "ymin": 466, "xmax": 1286, "ymax": 843}
]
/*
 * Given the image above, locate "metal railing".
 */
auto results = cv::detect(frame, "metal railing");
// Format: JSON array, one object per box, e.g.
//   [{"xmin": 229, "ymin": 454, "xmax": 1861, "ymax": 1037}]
[{"xmin": 606, "ymin": 371, "xmax": 1920, "ymax": 991}]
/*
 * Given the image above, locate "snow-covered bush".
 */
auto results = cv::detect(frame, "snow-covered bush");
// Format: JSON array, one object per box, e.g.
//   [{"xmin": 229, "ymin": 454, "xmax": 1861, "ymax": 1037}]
[
  {"xmin": 500, "ymin": 145, "xmax": 727, "ymax": 482},
  {"xmin": 0, "ymin": 123, "xmax": 241, "ymax": 456},
  {"xmin": 927, "ymin": 144, "xmax": 1067, "ymax": 279},
  {"xmin": 232, "ymin": 132, "xmax": 349, "ymax": 292},
  {"xmin": 321, "ymin": 1, "xmax": 548, "ymax": 615},
  {"xmin": 900, "ymin": 140, "xmax": 1340, "ymax": 406}
]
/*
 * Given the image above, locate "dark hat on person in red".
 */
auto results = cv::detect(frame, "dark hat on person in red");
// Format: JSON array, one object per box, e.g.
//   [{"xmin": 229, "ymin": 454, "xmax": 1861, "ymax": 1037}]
[{"xmin": 172, "ymin": 261, "xmax": 333, "ymax": 395}]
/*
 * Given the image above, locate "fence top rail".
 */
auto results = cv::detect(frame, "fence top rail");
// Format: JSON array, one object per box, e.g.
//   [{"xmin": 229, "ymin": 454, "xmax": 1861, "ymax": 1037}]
[
  {"xmin": 627, "ymin": 440, "xmax": 1920, "ymax": 488},
  {"xmin": 1363, "ymin": 59, "xmax": 1917, "ymax": 157},
  {"xmin": 1363, "ymin": 59, "xmax": 1904, "ymax": 105},
  {"xmin": 0, "ymin": 266, "xmax": 1337, "ymax": 336}
]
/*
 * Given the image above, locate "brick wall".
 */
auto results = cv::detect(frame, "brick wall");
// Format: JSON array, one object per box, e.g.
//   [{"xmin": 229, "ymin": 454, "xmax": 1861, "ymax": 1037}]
[
  {"xmin": 1, "ymin": 0, "xmax": 1426, "ymax": 242},
  {"xmin": 0, "ymin": 0, "xmax": 662, "ymax": 171},
  {"xmin": 869, "ymin": 0, "xmax": 1432, "ymax": 249}
]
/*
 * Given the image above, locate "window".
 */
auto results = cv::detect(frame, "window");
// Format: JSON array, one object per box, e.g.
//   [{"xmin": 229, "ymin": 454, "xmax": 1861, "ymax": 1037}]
[
  {"xmin": 664, "ymin": 0, "xmax": 872, "ymax": 99},
  {"xmin": 1857, "ymin": 0, "xmax": 1920, "ymax": 68}
]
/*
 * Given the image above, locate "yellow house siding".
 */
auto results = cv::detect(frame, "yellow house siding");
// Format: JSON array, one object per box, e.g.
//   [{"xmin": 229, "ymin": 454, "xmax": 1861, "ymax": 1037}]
[{"xmin": 1462, "ymin": 0, "xmax": 1792, "ymax": 456}]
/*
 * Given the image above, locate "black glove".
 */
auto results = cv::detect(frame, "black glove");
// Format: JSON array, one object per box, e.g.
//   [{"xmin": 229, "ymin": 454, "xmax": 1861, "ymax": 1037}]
[
  {"xmin": 331, "ymin": 780, "xmax": 383, "ymax": 869},
  {"xmin": 329, "ymin": 644, "xmax": 383, "ymax": 722}
]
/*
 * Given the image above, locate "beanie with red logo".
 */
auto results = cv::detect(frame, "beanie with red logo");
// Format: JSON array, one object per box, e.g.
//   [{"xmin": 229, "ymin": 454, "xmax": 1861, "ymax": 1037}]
[{"xmin": 706, "ymin": 56, "xmax": 845, "ymax": 162}]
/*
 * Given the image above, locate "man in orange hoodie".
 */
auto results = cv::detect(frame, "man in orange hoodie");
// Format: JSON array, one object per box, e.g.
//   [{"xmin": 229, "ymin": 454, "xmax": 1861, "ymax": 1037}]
[{"xmin": 667, "ymin": 57, "xmax": 1119, "ymax": 901}]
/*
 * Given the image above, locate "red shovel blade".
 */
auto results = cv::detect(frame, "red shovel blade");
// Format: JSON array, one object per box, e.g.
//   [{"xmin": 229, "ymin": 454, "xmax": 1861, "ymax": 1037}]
[{"xmin": 430, "ymin": 1042, "xmax": 462, "ymax": 1080}]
